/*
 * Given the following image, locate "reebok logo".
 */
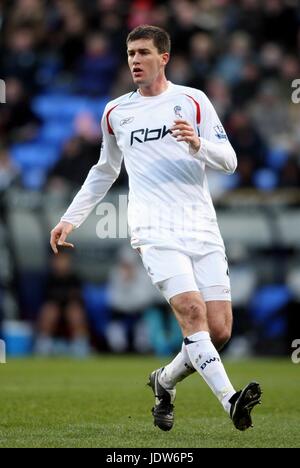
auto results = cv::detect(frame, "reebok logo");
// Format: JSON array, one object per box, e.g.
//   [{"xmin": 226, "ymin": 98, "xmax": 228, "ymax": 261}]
[
  {"xmin": 200, "ymin": 357, "xmax": 220, "ymax": 371},
  {"xmin": 120, "ymin": 116, "xmax": 134, "ymax": 126},
  {"xmin": 130, "ymin": 125, "xmax": 172, "ymax": 145}
]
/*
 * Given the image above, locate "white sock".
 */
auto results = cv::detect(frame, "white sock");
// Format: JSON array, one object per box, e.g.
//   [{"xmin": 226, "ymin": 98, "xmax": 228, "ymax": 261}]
[
  {"xmin": 184, "ymin": 331, "xmax": 236, "ymax": 413},
  {"xmin": 159, "ymin": 341, "xmax": 195, "ymax": 389}
]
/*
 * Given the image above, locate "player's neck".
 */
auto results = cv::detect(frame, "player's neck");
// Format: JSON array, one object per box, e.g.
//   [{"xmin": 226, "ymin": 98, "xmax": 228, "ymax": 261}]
[{"xmin": 138, "ymin": 76, "xmax": 169, "ymax": 97}]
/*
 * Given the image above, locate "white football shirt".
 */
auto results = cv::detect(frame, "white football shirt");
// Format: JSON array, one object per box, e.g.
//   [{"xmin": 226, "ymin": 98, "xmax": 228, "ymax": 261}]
[{"xmin": 61, "ymin": 82, "xmax": 237, "ymax": 248}]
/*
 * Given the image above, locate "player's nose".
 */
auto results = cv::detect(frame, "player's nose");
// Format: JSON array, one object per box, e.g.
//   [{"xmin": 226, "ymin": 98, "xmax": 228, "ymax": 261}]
[{"xmin": 132, "ymin": 53, "xmax": 141, "ymax": 63}]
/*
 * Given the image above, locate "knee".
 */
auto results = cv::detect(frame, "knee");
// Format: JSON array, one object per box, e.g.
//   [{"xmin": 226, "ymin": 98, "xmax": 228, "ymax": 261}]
[
  {"xmin": 171, "ymin": 293, "xmax": 207, "ymax": 329},
  {"xmin": 211, "ymin": 328, "xmax": 232, "ymax": 351},
  {"xmin": 65, "ymin": 302, "xmax": 87, "ymax": 328},
  {"xmin": 38, "ymin": 302, "xmax": 60, "ymax": 327},
  {"xmin": 175, "ymin": 295, "xmax": 206, "ymax": 319}
]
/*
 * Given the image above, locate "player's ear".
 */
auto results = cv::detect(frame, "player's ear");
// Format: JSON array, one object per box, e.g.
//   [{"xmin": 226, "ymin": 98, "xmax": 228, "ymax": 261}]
[{"xmin": 161, "ymin": 52, "xmax": 170, "ymax": 66}]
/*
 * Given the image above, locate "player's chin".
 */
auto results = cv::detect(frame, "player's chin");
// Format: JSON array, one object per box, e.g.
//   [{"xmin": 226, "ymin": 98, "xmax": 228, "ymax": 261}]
[{"xmin": 132, "ymin": 75, "xmax": 146, "ymax": 85}]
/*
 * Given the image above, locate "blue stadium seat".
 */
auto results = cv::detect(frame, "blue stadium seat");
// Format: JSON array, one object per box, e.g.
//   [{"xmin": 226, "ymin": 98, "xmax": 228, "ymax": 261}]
[
  {"xmin": 249, "ymin": 284, "xmax": 292, "ymax": 339},
  {"xmin": 10, "ymin": 143, "xmax": 61, "ymax": 189},
  {"xmin": 39, "ymin": 122, "xmax": 74, "ymax": 146},
  {"xmin": 10, "ymin": 142, "xmax": 61, "ymax": 189},
  {"xmin": 32, "ymin": 94, "xmax": 108, "ymax": 122},
  {"xmin": 36, "ymin": 56, "xmax": 61, "ymax": 89},
  {"xmin": 10, "ymin": 143, "xmax": 60, "ymax": 169},
  {"xmin": 21, "ymin": 167, "xmax": 48, "ymax": 190},
  {"xmin": 85, "ymin": 97, "xmax": 109, "ymax": 121},
  {"xmin": 266, "ymin": 147, "xmax": 289, "ymax": 171},
  {"xmin": 32, "ymin": 95, "xmax": 91, "ymax": 121},
  {"xmin": 253, "ymin": 168, "xmax": 278, "ymax": 191},
  {"xmin": 82, "ymin": 284, "xmax": 110, "ymax": 337}
]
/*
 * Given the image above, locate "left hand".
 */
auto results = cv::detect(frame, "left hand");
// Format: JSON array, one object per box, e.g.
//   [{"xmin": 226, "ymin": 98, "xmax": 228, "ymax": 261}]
[{"xmin": 171, "ymin": 119, "xmax": 201, "ymax": 154}]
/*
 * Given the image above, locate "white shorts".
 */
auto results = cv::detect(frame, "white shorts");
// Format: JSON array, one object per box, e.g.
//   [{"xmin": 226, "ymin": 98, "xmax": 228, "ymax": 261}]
[{"xmin": 137, "ymin": 243, "xmax": 231, "ymax": 303}]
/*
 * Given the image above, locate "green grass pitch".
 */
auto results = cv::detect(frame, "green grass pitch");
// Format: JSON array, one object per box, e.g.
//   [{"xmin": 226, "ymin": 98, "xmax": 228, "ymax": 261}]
[{"xmin": 0, "ymin": 356, "xmax": 299, "ymax": 448}]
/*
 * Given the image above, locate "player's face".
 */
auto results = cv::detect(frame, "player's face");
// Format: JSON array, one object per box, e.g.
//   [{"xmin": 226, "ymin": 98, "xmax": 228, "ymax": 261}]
[{"xmin": 127, "ymin": 39, "xmax": 169, "ymax": 87}]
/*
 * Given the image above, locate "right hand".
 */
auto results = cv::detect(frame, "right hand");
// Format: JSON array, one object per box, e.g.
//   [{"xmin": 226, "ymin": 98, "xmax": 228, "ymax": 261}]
[{"xmin": 50, "ymin": 221, "xmax": 75, "ymax": 255}]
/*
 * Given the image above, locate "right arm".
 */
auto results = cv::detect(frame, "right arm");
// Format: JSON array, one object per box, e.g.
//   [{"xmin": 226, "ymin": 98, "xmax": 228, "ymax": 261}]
[{"xmin": 50, "ymin": 104, "xmax": 123, "ymax": 254}]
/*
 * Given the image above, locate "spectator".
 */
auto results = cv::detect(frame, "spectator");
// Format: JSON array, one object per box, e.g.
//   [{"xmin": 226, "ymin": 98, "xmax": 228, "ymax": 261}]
[
  {"xmin": 188, "ymin": 32, "xmax": 215, "ymax": 90},
  {"xmin": 250, "ymin": 80, "xmax": 291, "ymax": 147},
  {"xmin": 77, "ymin": 32, "xmax": 118, "ymax": 96},
  {"xmin": 167, "ymin": 54, "xmax": 191, "ymax": 86},
  {"xmin": 278, "ymin": 156, "xmax": 300, "ymax": 188},
  {"xmin": 169, "ymin": 0, "xmax": 200, "ymax": 54},
  {"xmin": 0, "ymin": 145, "xmax": 20, "ymax": 192},
  {"xmin": 232, "ymin": 62, "xmax": 261, "ymax": 106},
  {"xmin": 205, "ymin": 77, "xmax": 232, "ymax": 119},
  {"xmin": 1, "ymin": 27, "xmax": 40, "ymax": 92},
  {"xmin": 106, "ymin": 246, "xmax": 154, "ymax": 353},
  {"xmin": 35, "ymin": 251, "xmax": 90, "ymax": 357},
  {"xmin": 0, "ymin": 144, "xmax": 20, "ymax": 218},
  {"xmin": 47, "ymin": 135, "xmax": 99, "ymax": 191},
  {"xmin": 59, "ymin": 6, "xmax": 87, "ymax": 73},
  {"xmin": 214, "ymin": 31, "xmax": 252, "ymax": 86},
  {"xmin": 227, "ymin": 108, "xmax": 267, "ymax": 169},
  {"xmin": 106, "ymin": 246, "xmax": 182, "ymax": 356},
  {"xmin": 0, "ymin": 77, "xmax": 42, "ymax": 143}
]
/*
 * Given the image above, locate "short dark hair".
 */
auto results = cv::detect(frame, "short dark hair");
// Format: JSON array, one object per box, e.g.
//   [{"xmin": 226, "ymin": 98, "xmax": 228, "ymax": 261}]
[{"xmin": 126, "ymin": 25, "xmax": 171, "ymax": 54}]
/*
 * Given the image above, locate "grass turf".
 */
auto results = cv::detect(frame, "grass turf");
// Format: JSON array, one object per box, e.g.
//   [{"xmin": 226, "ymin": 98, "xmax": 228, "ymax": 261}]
[{"xmin": 0, "ymin": 356, "xmax": 299, "ymax": 448}]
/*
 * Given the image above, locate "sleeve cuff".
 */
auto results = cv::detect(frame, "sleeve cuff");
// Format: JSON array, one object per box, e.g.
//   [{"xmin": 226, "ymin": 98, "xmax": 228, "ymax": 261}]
[
  {"xmin": 189, "ymin": 137, "xmax": 207, "ymax": 161},
  {"xmin": 60, "ymin": 218, "xmax": 78, "ymax": 230}
]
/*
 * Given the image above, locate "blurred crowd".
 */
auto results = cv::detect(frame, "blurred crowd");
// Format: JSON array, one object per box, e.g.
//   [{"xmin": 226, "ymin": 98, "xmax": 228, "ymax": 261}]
[
  {"xmin": 0, "ymin": 0, "xmax": 300, "ymax": 357},
  {"xmin": 0, "ymin": 0, "xmax": 300, "ymax": 193}
]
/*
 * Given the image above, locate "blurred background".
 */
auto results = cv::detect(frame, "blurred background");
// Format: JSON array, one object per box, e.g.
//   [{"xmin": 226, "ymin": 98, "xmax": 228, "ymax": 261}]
[{"xmin": 0, "ymin": 0, "xmax": 299, "ymax": 359}]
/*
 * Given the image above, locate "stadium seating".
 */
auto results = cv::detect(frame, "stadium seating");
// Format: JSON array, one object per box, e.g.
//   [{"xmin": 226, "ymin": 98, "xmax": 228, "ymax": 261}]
[
  {"xmin": 43, "ymin": 189, "xmax": 128, "ymax": 283},
  {"xmin": 10, "ymin": 143, "xmax": 60, "ymax": 189},
  {"xmin": 32, "ymin": 94, "xmax": 108, "ymax": 122},
  {"xmin": 8, "ymin": 209, "xmax": 47, "ymax": 272},
  {"xmin": 266, "ymin": 147, "xmax": 289, "ymax": 171},
  {"xmin": 276, "ymin": 210, "xmax": 300, "ymax": 248},
  {"xmin": 230, "ymin": 264, "xmax": 257, "ymax": 307},
  {"xmin": 218, "ymin": 210, "xmax": 273, "ymax": 249},
  {"xmin": 253, "ymin": 169, "xmax": 278, "ymax": 191},
  {"xmin": 38, "ymin": 122, "xmax": 74, "ymax": 146},
  {"xmin": 249, "ymin": 284, "xmax": 291, "ymax": 340},
  {"xmin": 82, "ymin": 283, "xmax": 110, "ymax": 337},
  {"xmin": 11, "ymin": 143, "xmax": 59, "ymax": 169}
]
